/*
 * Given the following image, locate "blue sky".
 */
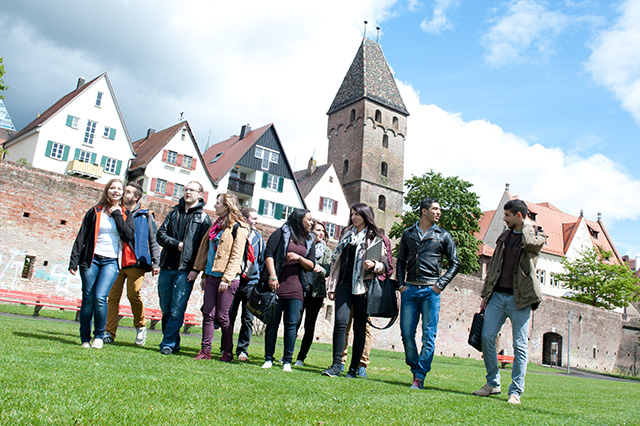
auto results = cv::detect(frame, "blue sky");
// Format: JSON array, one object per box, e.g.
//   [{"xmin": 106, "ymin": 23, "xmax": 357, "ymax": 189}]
[{"xmin": 1, "ymin": 0, "xmax": 639, "ymax": 259}]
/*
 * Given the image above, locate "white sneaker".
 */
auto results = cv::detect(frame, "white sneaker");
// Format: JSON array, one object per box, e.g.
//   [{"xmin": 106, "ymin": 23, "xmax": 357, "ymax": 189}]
[
  {"xmin": 283, "ymin": 363, "xmax": 292, "ymax": 372},
  {"xmin": 135, "ymin": 327, "xmax": 147, "ymax": 346},
  {"xmin": 294, "ymin": 360, "xmax": 304, "ymax": 367},
  {"xmin": 91, "ymin": 338, "xmax": 104, "ymax": 349},
  {"xmin": 262, "ymin": 361, "xmax": 273, "ymax": 369},
  {"xmin": 81, "ymin": 342, "xmax": 91, "ymax": 349},
  {"xmin": 238, "ymin": 352, "xmax": 249, "ymax": 362}
]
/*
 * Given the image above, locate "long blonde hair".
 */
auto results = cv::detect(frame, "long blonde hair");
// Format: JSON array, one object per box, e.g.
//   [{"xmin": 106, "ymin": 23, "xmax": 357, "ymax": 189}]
[
  {"xmin": 217, "ymin": 193, "xmax": 244, "ymax": 228},
  {"xmin": 97, "ymin": 178, "xmax": 124, "ymax": 209}
]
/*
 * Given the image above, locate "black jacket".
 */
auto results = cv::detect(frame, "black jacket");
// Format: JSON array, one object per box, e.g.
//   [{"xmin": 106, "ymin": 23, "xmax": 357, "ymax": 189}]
[
  {"xmin": 69, "ymin": 206, "xmax": 135, "ymax": 271},
  {"xmin": 396, "ymin": 222, "xmax": 460, "ymax": 291},
  {"xmin": 156, "ymin": 198, "xmax": 211, "ymax": 272}
]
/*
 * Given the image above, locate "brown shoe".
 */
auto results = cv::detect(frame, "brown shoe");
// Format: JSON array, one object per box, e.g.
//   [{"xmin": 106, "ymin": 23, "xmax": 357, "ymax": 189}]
[
  {"xmin": 194, "ymin": 350, "xmax": 211, "ymax": 360},
  {"xmin": 473, "ymin": 384, "xmax": 501, "ymax": 396}
]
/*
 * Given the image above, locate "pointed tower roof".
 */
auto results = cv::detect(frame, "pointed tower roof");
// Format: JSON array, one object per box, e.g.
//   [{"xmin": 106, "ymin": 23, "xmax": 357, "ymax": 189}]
[{"xmin": 327, "ymin": 38, "xmax": 409, "ymax": 116}]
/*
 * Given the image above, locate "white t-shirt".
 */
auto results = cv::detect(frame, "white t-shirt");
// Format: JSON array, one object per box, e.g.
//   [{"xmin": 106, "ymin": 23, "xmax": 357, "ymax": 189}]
[{"xmin": 94, "ymin": 211, "xmax": 120, "ymax": 258}]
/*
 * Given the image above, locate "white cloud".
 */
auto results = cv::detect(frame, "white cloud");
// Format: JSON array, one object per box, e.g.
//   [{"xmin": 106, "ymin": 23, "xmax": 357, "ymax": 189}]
[
  {"xmin": 420, "ymin": 0, "xmax": 457, "ymax": 34},
  {"xmin": 398, "ymin": 80, "xmax": 640, "ymax": 224},
  {"xmin": 481, "ymin": 0, "xmax": 570, "ymax": 67},
  {"xmin": 585, "ymin": 0, "xmax": 640, "ymax": 122}
]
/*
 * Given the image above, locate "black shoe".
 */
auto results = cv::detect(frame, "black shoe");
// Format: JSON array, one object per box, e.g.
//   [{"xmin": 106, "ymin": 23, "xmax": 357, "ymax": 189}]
[
  {"xmin": 160, "ymin": 347, "xmax": 173, "ymax": 355},
  {"xmin": 322, "ymin": 364, "xmax": 342, "ymax": 377},
  {"xmin": 345, "ymin": 368, "xmax": 358, "ymax": 379}
]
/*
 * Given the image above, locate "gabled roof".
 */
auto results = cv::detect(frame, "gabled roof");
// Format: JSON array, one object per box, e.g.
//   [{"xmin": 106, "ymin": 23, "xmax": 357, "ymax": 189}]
[
  {"xmin": 293, "ymin": 164, "xmax": 332, "ymax": 198},
  {"xmin": 4, "ymin": 73, "xmax": 133, "ymax": 152},
  {"xmin": 202, "ymin": 124, "xmax": 272, "ymax": 183},
  {"xmin": 130, "ymin": 122, "xmax": 185, "ymax": 170},
  {"xmin": 327, "ymin": 38, "xmax": 409, "ymax": 116}
]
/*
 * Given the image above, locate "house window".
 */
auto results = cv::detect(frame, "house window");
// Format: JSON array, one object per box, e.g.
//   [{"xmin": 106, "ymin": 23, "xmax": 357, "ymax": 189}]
[
  {"xmin": 322, "ymin": 197, "xmax": 335, "ymax": 214},
  {"xmin": 103, "ymin": 126, "xmax": 116, "ymax": 139},
  {"xmin": 183, "ymin": 155, "xmax": 193, "ymax": 169},
  {"xmin": 96, "ymin": 92, "xmax": 103, "ymax": 107},
  {"xmin": 263, "ymin": 200, "xmax": 276, "ymax": 218},
  {"xmin": 211, "ymin": 152, "xmax": 224, "ymax": 163},
  {"xmin": 329, "ymin": 176, "xmax": 333, "ymax": 183},
  {"xmin": 50, "ymin": 142, "xmax": 66, "ymax": 160},
  {"xmin": 103, "ymin": 157, "xmax": 118, "ymax": 174},
  {"xmin": 378, "ymin": 195, "xmax": 386, "ymax": 211},
  {"xmin": 381, "ymin": 162, "xmax": 388, "ymax": 177},
  {"xmin": 350, "ymin": 109, "xmax": 356, "ymax": 123},
  {"xmin": 173, "ymin": 183, "xmax": 184, "ymax": 199},
  {"xmin": 254, "ymin": 146, "xmax": 279, "ymax": 171},
  {"xmin": 66, "ymin": 115, "xmax": 79, "ymax": 129},
  {"xmin": 343, "ymin": 160, "xmax": 349, "ymax": 174},
  {"xmin": 536, "ymin": 269, "xmax": 546, "ymax": 285},
  {"xmin": 84, "ymin": 120, "xmax": 97, "ymax": 145},
  {"xmin": 326, "ymin": 223, "xmax": 336, "ymax": 239},
  {"xmin": 375, "ymin": 110, "xmax": 382, "ymax": 123},
  {"xmin": 283, "ymin": 205, "xmax": 295, "ymax": 220},
  {"xmin": 166, "ymin": 151, "xmax": 177, "ymax": 165},
  {"xmin": 155, "ymin": 179, "xmax": 167, "ymax": 194},
  {"xmin": 78, "ymin": 149, "xmax": 92, "ymax": 163},
  {"xmin": 266, "ymin": 174, "xmax": 279, "ymax": 191},
  {"xmin": 382, "ymin": 134, "xmax": 389, "ymax": 148},
  {"xmin": 393, "ymin": 116, "xmax": 399, "ymax": 129}
]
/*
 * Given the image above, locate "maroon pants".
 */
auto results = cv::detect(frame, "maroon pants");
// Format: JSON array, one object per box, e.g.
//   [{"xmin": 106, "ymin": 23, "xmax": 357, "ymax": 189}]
[{"xmin": 200, "ymin": 276, "xmax": 239, "ymax": 353}]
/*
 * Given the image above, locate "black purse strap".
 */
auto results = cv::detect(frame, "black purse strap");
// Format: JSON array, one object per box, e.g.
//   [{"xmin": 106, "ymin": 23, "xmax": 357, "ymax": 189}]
[{"xmin": 367, "ymin": 313, "xmax": 398, "ymax": 330}]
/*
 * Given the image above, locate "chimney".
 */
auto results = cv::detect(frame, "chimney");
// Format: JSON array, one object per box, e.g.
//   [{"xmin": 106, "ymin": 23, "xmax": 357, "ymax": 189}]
[
  {"xmin": 147, "ymin": 128, "xmax": 156, "ymax": 139},
  {"xmin": 307, "ymin": 157, "xmax": 317, "ymax": 176},
  {"xmin": 597, "ymin": 212, "xmax": 602, "ymax": 221},
  {"xmin": 76, "ymin": 77, "xmax": 86, "ymax": 90},
  {"xmin": 505, "ymin": 183, "xmax": 510, "ymax": 192},
  {"xmin": 239, "ymin": 124, "xmax": 251, "ymax": 140}
]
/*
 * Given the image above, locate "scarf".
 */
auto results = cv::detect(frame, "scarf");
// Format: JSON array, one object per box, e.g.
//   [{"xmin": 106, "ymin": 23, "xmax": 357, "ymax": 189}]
[
  {"xmin": 315, "ymin": 241, "xmax": 326, "ymax": 260},
  {"xmin": 208, "ymin": 218, "xmax": 223, "ymax": 241},
  {"xmin": 332, "ymin": 227, "xmax": 368, "ymax": 294}
]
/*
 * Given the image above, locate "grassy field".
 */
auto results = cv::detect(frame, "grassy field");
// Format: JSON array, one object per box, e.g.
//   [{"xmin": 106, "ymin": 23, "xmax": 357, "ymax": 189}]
[{"xmin": 0, "ymin": 306, "xmax": 638, "ymax": 425}]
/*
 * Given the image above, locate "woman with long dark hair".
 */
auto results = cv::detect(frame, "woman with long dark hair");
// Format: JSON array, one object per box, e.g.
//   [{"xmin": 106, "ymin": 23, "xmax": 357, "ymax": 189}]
[
  {"xmin": 193, "ymin": 193, "xmax": 249, "ymax": 361},
  {"xmin": 294, "ymin": 220, "xmax": 332, "ymax": 366},
  {"xmin": 262, "ymin": 208, "xmax": 316, "ymax": 372},
  {"xmin": 322, "ymin": 203, "xmax": 388, "ymax": 378},
  {"xmin": 69, "ymin": 178, "xmax": 134, "ymax": 349}
]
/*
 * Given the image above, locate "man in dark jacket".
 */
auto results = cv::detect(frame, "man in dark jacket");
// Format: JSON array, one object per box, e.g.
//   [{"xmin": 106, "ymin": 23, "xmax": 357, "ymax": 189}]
[
  {"xmin": 473, "ymin": 199, "xmax": 546, "ymax": 404},
  {"xmin": 156, "ymin": 181, "xmax": 211, "ymax": 355},
  {"xmin": 104, "ymin": 182, "xmax": 160, "ymax": 346},
  {"xmin": 396, "ymin": 197, "xmax": 460, "ymax": 390}
]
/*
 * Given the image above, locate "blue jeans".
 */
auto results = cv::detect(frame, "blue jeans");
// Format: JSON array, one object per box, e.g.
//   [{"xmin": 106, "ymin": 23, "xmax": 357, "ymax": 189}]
[
  {"xmin": 264, "ymin": 298, "xmax": 303, "ymax": 363},
  {"xmin": 79, "ymin": 256, "xmax": 119, "ymax": 343},
  {"xmin": 157, "ymin": 269, "xmax": 194, "ymax": 351},
  {"xmin": 481, "ymin": 292, "xmax": 531, "ymax": 396},
  {"xmin": 400, "ymin": 284, "xmax": 440, "ymax": 381}
]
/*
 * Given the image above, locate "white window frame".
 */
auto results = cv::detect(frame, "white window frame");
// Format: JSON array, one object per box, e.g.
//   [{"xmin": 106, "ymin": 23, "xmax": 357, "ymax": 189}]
[
  {"xmin": 156, "ymin": 179, "xmax": 167, "ymax": 194},
  {"xmin": 536, "ymin": 269, "xmax": 546, "ymax": 285},
  {"xmin": 103, "ymin": 126, "xmax": 112, "ymax": 138},
  {"xmin": 166, "ymin": 150, "xmax": 178, "ymax": 165},
  {"xmin": 173, "ymin": 183, "xmax": 184, "ymax": 199},
  {"xmin": 50, "ymin": 142, "xmax": 65, "ymax": 160},
  {"xmin": 183, "ymin": 155, "xmax": 193, "ymax": 169},
  {"xmin": 263, "ymin": 201, "xmax": 276, "ymax": 218},
  {"xmin": 84, "ymin": 120, "xmax": 97, "ymax": 145},
  {"xmin": 69, "ymin": 116, "xmax": 79, "ymax": 129},
  {"xmin": 95, "ymin": 92, "xmax": 103, "ymax": 107},
  {"xmin": 326, "ymin": 223, "xmax": 336, "ymax": 239},
  {"xmin": 283, "ymin": 205, "xmax": 295, "ymax": 220},
  {"xmin": 266, "ymin": 174, "xmax": 279, "ymax": 191},
  {"xmin": 322, "ymin": 197, "xmax": 335, "ymax": 214},
  {"xmin": 254, "ymin": 145, "xmax": 279, "ymax": 171},
  {"xmin": 103, "ymin": 157, "xmax": 117, "ymax": 174},
  {"xmin": 78, "ymin": 150, "xmax": 92, "ymax": 163}
]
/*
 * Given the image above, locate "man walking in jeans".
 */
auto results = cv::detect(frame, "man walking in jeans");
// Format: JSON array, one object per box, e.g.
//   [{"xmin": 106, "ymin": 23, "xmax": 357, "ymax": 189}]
[
  {"xmin": 396, "ymin": 197, "xmax": 460, "ymax": 390},
  {"xmin": 473, "ymin": 199, "xmax": 545, "ymax": 404},
  {"xmin": 156, "ymin": 181, "xmax": 211, "ymax": 355}
]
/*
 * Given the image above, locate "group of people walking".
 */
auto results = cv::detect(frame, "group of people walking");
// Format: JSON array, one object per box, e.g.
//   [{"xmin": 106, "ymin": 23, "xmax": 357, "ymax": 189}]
[{"xmin": 70, "ymin": 179, "xmax": 546, "ymax": 405}]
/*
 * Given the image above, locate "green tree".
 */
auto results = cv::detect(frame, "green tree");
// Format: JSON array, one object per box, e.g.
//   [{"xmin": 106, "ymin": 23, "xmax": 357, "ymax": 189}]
[
  {"xmin": 555, "ymin": 246, "xmax": 640, "ymax": 310},
  {"xmin": 0, "ymin": 57, "xmax": 8, "ymax": 99},
  {"xmin": 389, "ymin": 170, "xmax": 483, "ymax": 274}
]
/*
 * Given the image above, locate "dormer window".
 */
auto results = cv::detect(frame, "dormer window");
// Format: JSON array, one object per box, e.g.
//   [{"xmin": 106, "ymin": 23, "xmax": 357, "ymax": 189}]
[
  {"xmin": 211, "ymin": 152, "xmax": 224, "ymax": 163},
  {"xmin": 589, "ymin": 228, "xmax": 599, "ymax": 239},
  {"xmin": 528, "ymin": 212, "xmax": 537, "ymax": 221}
]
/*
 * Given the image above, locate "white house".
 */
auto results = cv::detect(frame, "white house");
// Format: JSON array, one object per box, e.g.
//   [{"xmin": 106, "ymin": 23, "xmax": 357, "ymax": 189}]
[
  {"xmin": 127, "ymin": 121, "xmax": 217, "ymax": 209},
  {"xmin": 294, "ymin": 159, "xmax": 349, "ymax": 240},
  {"xmin": 202, "ymin": 123, "xmax": 306, "ymax": 227},
  {"xmin": 3, "ymin": 73, "xmax": 134, "ymax": 183}
]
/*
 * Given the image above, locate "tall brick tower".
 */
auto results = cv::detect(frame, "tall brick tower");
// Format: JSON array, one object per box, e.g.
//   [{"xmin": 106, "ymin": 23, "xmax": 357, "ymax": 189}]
[{"xmin": 327, "ymin": 38, "xmax": 409, "ymax": 234}]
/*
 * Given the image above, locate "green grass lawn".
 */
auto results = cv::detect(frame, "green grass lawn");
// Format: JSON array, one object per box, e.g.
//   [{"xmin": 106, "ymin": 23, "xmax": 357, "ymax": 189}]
[{"xmin": 0, "ymin": 307, "xmax": 638, "ymax": 425}]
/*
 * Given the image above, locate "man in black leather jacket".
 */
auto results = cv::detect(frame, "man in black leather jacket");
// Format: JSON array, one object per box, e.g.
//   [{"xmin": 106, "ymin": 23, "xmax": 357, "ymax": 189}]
[
  {"xmin": 156, "ymin": 181, "xmax": 211, "ymax": 355},
  {"xmin": 396, "ymin": 197, "xmax": 460, "ymax": 389}
]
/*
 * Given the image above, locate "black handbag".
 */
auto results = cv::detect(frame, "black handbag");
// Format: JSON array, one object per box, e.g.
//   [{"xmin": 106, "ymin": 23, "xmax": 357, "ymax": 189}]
[
  {"xmin": 366, "ymin": 276, "xmax": 399, "ymax": 330},
  {"xmin": 247, "ymin": 283, "xmax": 280, "ymax": 326},
  {"xmin": 468, "ymin": 309, "xmax": 485, "ymax": 351}
]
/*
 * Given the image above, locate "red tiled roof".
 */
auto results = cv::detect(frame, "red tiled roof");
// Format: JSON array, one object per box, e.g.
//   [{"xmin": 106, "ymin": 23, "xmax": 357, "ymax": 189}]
[
  {"xmin": 129, "ymin": 122, "xmax": 185, "ymax": 170},
  {"xmin": 293, "ymin": 164, "xmax": 332, "ymax": 198},
  {"xmin": 201, "ymin": 124, "xmax": 272, "ymax": 183}
]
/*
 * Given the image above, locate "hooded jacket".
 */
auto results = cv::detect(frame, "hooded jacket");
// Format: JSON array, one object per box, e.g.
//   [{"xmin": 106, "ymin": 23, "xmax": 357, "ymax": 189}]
[
  {"xmin": 156, "ymin": 198, "xmax": 211, "ymax": 272},
  {"xmin": 121, "ymin": 202, "xmax": 161, "ymax": 271}
]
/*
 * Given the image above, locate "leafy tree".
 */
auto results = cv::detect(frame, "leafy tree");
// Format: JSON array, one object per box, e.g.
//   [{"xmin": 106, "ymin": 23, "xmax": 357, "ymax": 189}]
[
  {"xmin": 389, "ymin": 170, "xmax": 483, "ymax": 274},
  {"xmin": 0, "ymin": 57, "xmax": 8, "ymax": 99},
  {"xmin": 555, "ymin": 246, "xmax": 640, "ymax": 310}
]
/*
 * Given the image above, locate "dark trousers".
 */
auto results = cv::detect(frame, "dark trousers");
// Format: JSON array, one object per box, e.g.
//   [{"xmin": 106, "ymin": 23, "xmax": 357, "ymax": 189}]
[
  {"xmin": 229, "ymin": 281, "xmax": 255, "ymax": 356},
  {"xmin": 332, "ymin": 283, "xmax": 367, "ymax": 371},
  {"xmin": 296, "ymin": 295, "xmax": 325, "ymax": 362}
]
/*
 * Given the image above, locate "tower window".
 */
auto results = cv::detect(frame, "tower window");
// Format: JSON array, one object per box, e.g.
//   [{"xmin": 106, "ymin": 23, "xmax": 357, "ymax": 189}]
[
  {"xmin": 393, "ymin": 116, "xmax": 399, "ymax": 130},
  {"xmin": 378, "ymin": 195, "xmax": 386, "ymax": 211},
  {"xmin": 381, "ymin": 162, "xmax": 388, "ymax": 177},
  {"xmin": 350, "ymin": 109, "xmax": 356, "ymax": 123},
  {"xmin": 382, "ymin": 134, "xmax": 389, "ymax": 148},
  {"xmin": 343, "ymin": 160, "xmax": 349, "ymax": 174},
  {"xmin": 375, "ymin": 110, "xmax": 382, "ymax": 123}
]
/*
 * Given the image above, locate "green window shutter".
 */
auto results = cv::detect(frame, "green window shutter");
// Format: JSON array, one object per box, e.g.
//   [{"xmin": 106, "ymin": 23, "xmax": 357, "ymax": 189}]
[
  {"xmin": 115, "ymin": 160, "xmax": 122, "ymax": 175},
  {"xmin": 275, "ymin": 203, "xmax": 283, "ymax": 220},
  {"xmin": 109, "ymin": 128, "xmax": 116, "ymax": 140},
  {"xmin": 66, "ymin": 115, "xmax": 73, "ymax": 127},
  {"xmin": 100, "ymin": 156, "xmax": 107, "ymax": 167},
  {"xmin": 258, "ymin": 199, "xmax": 265, "ymax": 215},
  {"xmin": 62, "ymin": 145, "xmax": 70, "ymax": 161},
  {"xmin": 261, "ymin": 173, "xmax": 268, "ymax": 188},
  {"xmin": 45, "ymin": 140, "xmax": 53, "ymax": 157},
  {"xmin": 277, "ymin": 177, "xmax": 284, "ymax": 193},
  {"xmin": 74, "ymin": 148, "xmax": 81, "ymax": 160},
  {"xmin": 90, "ymin": 153, "xmax": 97, "ymax": 164}
]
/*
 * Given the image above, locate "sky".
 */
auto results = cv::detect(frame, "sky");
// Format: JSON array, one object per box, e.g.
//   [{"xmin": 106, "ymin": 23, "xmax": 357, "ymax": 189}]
[{"xmin": 1, "ymin": 0, "xmax": 639, "ymax": 259}]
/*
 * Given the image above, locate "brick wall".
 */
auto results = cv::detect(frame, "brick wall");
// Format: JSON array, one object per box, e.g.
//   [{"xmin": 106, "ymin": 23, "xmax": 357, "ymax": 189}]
[{"xmin": 0, "ymin": 161, "xmax": 637, "ymax": 374}]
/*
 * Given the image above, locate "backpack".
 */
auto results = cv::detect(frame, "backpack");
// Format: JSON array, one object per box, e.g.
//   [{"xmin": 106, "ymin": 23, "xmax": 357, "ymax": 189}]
[{"xmin": 232, "ymin": 223, "xmax": 256, "ymax": 280}]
